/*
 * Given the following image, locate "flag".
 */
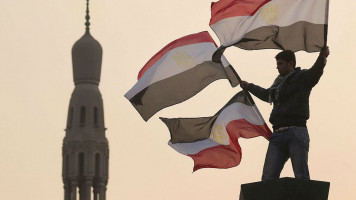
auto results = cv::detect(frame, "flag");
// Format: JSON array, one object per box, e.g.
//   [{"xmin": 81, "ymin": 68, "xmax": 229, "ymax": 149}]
[
  {"xmin": 161, "ymin": 91, "xmax": 272, "ymax": 172},
  {"xmin": 210, "ymin": 0, "xmax": 329, "ymax": 52},
  {"xmin": 125, "ymin": 31, "xmax": 239, "ymax": 121}
]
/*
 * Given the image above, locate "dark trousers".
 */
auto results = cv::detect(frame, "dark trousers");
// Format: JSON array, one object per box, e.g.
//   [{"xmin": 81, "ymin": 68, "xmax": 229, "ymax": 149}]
[{"xmin": 262, "ymin": 127, "xmax": 310, "ymax": 181}]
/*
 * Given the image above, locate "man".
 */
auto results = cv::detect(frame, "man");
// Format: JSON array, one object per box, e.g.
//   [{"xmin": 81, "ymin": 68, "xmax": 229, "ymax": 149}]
[{"xmin": 240, "ymin": 46, "xmax": 330, "ymax": 181}]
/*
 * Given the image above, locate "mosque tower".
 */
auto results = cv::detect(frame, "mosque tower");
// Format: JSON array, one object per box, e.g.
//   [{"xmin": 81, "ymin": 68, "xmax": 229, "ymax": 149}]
[{"xmin": 62, "ymin": 1, "xmax": 109, "ymax": 199}]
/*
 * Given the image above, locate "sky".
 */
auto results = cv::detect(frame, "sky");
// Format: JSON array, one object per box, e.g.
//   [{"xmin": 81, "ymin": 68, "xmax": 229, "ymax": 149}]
[{"xmin": 1, "ymin": 0, "xmax": 356, "ymax": 199}]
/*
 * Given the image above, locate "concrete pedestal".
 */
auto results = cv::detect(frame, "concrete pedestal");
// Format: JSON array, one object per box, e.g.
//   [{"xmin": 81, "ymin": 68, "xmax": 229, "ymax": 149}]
[{"xmin": 239, "ymin": 177, "xmax": 330, "ymax": 200}]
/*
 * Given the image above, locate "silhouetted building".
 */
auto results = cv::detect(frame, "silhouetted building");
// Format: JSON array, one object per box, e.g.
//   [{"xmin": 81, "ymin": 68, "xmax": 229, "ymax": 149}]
[{"xmin": 62, "ymin": 1, "xmax": 109, "ymax": 199}]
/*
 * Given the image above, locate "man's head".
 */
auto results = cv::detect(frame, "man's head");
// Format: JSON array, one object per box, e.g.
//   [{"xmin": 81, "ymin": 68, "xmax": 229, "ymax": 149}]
[{"xmin": 275, "ymin": 50, "xmax": 296, "ymax": 76}]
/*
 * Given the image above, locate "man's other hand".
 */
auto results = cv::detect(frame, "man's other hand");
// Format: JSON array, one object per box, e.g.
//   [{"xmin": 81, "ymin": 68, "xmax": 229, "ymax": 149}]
[
  {"xmin": 240, "ymin": 81, "xmax": 249, "ymax": 89},
  {"xmin": 320, "ymin": 46, "xmax": 330, "ymax": 65}
]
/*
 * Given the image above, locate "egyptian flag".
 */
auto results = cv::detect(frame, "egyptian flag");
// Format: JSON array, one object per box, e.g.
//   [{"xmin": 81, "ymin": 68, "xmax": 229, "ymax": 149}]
[
  {"xmin": 125, "ymin": 31, "xmax": 239, "ymax": 121},
  {"xmin": 161, "ymin": 91, "xmax": 272, "ymax": 172},
  {"xmin": 210, "ymin": 0, "xmax": 329, "ymax": 52}
]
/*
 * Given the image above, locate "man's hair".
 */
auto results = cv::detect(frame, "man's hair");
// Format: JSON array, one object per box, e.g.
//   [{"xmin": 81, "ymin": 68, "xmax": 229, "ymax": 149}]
[{"xmin": 275, "ymin": 50, "xmax": 296, "ymax": 68}]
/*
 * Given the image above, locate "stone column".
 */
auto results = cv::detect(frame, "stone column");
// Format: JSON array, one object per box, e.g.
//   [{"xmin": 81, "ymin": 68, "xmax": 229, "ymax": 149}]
[
  {"xmin": 80, "ymin": 178, "xmax": 93, "ymax": 200},
  {"xmin": 97, "ymin": 182, "xmax": 107, "ymax": 200},
  {"xmin": 71, "ymin": 181, "xmax": 78, "ymax": 200},
  {"xmin": 93, "ymin": 187, "xmax": 99, "ymax": 200},
  {"xmin": 64, "ymin": 182, "xmax": 71, "ymax": 200}
]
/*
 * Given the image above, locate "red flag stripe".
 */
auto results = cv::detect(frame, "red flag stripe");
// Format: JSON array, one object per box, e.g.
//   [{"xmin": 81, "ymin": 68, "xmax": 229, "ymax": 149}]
[
  {"xmin": 209, "ymin": 0, "xmax": 271, "ymax": 25},
  {"xmin": 137, "ymin": 31, "xmax": 217, "ymax": 80},
  {"xmin": 188, "ymin": 119, "xmax": 272, "ymax": 172}
]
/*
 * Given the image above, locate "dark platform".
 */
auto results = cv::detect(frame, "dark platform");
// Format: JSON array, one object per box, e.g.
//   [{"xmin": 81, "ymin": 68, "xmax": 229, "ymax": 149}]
[{"xmin": 239, "ymin": 177, "xmax": 330, "ymax": 200}]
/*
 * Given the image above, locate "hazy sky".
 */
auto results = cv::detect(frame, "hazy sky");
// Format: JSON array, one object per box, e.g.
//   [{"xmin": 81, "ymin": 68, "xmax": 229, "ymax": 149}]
[{"xmin": 1, "ymin": 0, "xmax": 355, "ymax": 199}]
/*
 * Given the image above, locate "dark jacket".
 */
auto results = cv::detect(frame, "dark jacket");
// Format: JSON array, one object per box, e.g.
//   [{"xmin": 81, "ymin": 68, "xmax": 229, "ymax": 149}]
[{"xmin": 246, "ymin": 56, "xmax": 326, "ymax": 131}]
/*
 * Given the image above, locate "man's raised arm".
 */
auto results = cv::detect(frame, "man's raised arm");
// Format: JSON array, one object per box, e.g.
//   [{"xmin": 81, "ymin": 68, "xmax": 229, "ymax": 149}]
[
  {"xmin": 240, "ymin": 81, "xmax": 270, "ymax": 102},
  {"xmin": 304, "ymin": 46, "xmax": 330, "ymax": 88}
]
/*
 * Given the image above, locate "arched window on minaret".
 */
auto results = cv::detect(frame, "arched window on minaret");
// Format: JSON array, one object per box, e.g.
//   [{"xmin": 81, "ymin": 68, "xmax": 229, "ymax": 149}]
[
  {"xmin": 93, "ymin": 153, "xmax": 101, "ymax": 200},
  {"xmin": 63, "ymin": 154, "xmax": 69, "ymax": 178},
  {"xmin": 79, "ymin": 152, "xmax": 85, "ymax": 177},
  {"xmin": 67, "ymin": 107, "xmax": 74, "ymax": 128},
  {"xmin": 94, "ymin": 107, "xmax": 99, "ymax": 127},
  {"xmin": 95, "ymin": 153, "xmax": 101, "ymax": 177},
  {"xmin": 80, "ymin": 106, "xmax": 86, "ymax": 126},
  {"xmin": 105, "ymin": 154, "xmax": 109, "ymax": 176}
]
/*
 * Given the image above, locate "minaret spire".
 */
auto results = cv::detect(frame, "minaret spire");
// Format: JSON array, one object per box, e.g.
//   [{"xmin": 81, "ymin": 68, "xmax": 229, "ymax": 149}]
[
  {"xmin": 85, "ymin": 0, "xmax": 90, "ymax": 33},
  {"xmin": 63, "ymin": 1, "xmax": 109, "ymax": 200}
]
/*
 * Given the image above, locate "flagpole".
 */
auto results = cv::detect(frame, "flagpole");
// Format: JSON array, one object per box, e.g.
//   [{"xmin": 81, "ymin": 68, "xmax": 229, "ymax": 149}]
[
  {"xmin": 212, "ymin": 46, "xmax": 227, "ymax": 63},
  {"xmin": 212, "ymin": 48, "xmax": 256, "ymax": 105},
  {"xmin": 227, "ymin": 66, "xmax": 256, "ymax": 105},
  {"xmin": 324, "ymin": 0, "xmax": 330, "ymax": 46}
]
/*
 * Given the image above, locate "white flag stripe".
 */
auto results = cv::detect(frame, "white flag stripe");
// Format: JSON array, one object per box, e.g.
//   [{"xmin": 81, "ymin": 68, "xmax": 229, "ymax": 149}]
[
  {"xmin": 168, "ymin": 139, "xmax": 220, "ymax": 155},
  {"xmin": 210, "ymin": 103, "xmax": 266, "ymax": 145},
  {"xmin": 125, "ymin": 42, "xmax": 230, "ymax": 99},
  {"xmin": 211, "ymin": 0, "xmax": 328, "ymax": 46}
]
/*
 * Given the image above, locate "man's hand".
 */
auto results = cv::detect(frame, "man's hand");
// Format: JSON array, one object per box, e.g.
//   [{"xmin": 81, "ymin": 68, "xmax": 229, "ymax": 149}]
[
  {"xmin": 320, "ymin": 46, "xmax": 330, "ymax": 65},
  {"xmin": 240, "ymin": 81, "xmax": 249, "ymax": 89}
]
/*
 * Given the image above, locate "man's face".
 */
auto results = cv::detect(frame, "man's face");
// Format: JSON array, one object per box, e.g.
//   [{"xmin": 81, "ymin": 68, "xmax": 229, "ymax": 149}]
[{"xmin": 276, "ymin": 59, "xmax": 294, "ymax": 76}]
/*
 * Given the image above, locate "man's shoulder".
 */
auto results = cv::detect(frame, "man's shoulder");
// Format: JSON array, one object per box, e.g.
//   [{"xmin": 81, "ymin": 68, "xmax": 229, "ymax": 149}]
[
  {"xmin": 294, "ymin": 67, "xmax": 307, "ymax": 76},
  {"xmin": 287, "ymin": 68, "xmax": 307, "ymax": 82}
]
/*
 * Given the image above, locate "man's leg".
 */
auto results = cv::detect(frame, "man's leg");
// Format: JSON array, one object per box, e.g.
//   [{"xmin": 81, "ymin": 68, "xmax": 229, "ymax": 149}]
[
  {"xmin": 289, "ymin": 127, "xmax": 310, "ymax": 179},
  {"xmin": 262, "ymin": 132, "xmax": 289, "ymax": 181}
]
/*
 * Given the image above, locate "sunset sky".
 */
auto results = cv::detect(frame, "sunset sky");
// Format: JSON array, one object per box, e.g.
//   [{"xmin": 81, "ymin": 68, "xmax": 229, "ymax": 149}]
[{"xmin": 1, "ymin": 0, "xmax": 356, "ymax": 199}]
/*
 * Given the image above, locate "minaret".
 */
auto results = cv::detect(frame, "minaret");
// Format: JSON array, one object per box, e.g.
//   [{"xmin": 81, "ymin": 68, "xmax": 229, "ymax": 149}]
[{"xmin": 62, "ymin": 1, "xmax": 109, "ymax": 200}]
